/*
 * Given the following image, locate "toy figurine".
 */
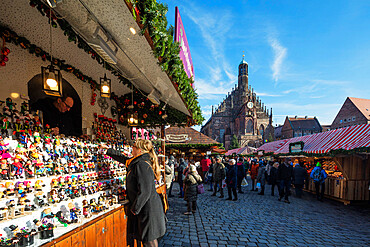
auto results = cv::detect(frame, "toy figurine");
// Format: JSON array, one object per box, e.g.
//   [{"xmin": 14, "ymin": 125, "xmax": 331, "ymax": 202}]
[
  {"xmin": 11, "ymin": 156, "xmax": 23, "ymax": 179},
  {"xmin": 9, "ymin": 225, "xmax": 21, "ymax": 246},
  {"xmin": 48, "ymin": 189, "xmax": 60, "ymax": 204},
  {"xmin": 20, "ymin": 101, "xmax": 28, "ymax": 114},
  {"xmin": 40, "ymin": 208, "xmax": 54, "ymax": 239},
  {"xmin": 82, "ymin": 199, "xmax": 92, "ymax": 218},
  {"xmin": 24, "ymin": 161, "xmax": 34, "ymax": 178},
  {"xmin": 68, "ymin": 202, "xmax": 79, "ymax": 223},
  {"xmin": 5, "ymin": 181, "xmax": 14, "ymax": 196},
  {"xmin": 90, "ymin": 198, "xmax": 98, "ymax": 213},
  {"xmin": 55, "ymin": 211, "xmax": 69, "ymax": 227},
  {"xmin": 35, "ymin": 191, "xmax": 48, "ymax": 207},
  {"xmin": 1, "ymin": 116, "xmax": 11, "ymax": 137},
  {"xmin": 0, "ymin": 158, "xmax": 9, "ymax": 180}
]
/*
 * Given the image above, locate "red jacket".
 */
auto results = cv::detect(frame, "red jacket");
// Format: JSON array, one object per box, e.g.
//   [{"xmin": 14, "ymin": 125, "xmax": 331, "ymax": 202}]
[
  {"xmin": 201, "ymin": 158, "xmax": 211, "ymax": 172},
  {"xmin": 250, "ymin": 164, "xmax": 259, "ymax": 180}
]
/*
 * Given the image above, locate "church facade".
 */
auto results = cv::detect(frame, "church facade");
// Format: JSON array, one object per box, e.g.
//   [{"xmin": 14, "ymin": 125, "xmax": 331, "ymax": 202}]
[{"xmin": 200, "ymin": 57, "xmax": 273, "ymax": 149}]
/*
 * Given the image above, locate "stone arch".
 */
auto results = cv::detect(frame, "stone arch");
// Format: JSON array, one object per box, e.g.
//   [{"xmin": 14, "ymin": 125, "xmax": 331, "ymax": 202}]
[
  {"xmin": 246, "ymin": 119, "xmax": 253, "ymax": 133},
  {"xmin": 27, "ymin": 74, "xmax": 82, "ymax": 136}
]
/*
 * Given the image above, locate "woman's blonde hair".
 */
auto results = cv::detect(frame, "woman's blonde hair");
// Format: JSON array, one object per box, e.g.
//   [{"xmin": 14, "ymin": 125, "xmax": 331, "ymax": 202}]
[{"xmin": 134, "ymin": 139, "xmax": 161, "ymax": 181}]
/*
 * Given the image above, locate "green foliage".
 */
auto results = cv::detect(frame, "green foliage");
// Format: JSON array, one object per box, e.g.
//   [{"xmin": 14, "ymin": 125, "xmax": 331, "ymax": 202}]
[
  {"xmin": 166, "ymin": 143, "xmax": 223, "ymax": 149},
  {"xmin": 229, "ymin": 135, "xmax": 240, "ymax": 150}
]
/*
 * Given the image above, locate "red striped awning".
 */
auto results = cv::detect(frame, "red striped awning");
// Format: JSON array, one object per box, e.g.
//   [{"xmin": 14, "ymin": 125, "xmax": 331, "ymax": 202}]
[{"xmin": 257, "ymin": 124, "xmax": 370, "ymax": 154}]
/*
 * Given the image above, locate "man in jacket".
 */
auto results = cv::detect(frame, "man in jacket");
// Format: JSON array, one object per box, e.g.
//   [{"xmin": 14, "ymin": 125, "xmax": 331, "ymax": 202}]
[
  {"xmin": 236, "ymin": 157, "xmax": 246, "ymax": 193},
  {"xmin": 211, "ymin": 155, "xmax": 226, "ymax": 198},
  {"xmin": 165, "ymin": 155, "xmax": 176, "ymax": 197},
  {"xmin": 278, "ymin": 157, "xmax": 293, "ymax": 203},
  {"xmin": 257, "ymin": 160, "xmax": 266, "ymax": 195},
  {"xmin": 293, "ymin": 161, "xmax": 307, "ymax": 198},
  {"xmin": 200, "ymin": 155, "xmax": 211, "ymax": 180},
  {"xmin": 310, "ymin": 162, "xmax": 328, "ymax": 201},
  {"xmin": 226, "ymin": 159, "xmax": 238, "ymax": 201}
]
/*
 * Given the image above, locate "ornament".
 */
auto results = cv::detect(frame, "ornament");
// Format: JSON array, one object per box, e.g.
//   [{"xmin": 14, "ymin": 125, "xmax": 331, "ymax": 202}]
[
  {"xmin": 140, "ymin": 120, "xmax": 144, "ymax": 124},
  {"xmin": 143, "ymin": 114, "xmax": 148, "ymax": 119}
]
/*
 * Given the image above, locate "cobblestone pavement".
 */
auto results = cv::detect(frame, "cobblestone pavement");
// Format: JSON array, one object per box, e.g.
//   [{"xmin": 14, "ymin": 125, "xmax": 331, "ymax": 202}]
[{"xmin": 160, "ymin": 177, "xmax": 370, "ymax": 247}]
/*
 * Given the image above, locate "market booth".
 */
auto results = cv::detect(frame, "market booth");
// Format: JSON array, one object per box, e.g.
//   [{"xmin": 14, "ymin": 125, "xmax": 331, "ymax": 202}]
[
  {"xmin": 258, "ymin": 124, "xmax": 370, "ymax": 204},
  {"xmin": 225, "ymin": 146, "xmax": 257, "ymax": 157},
  {"xmin": 165, "ymin": 127, "xmax": 222, "ymax": 161},
  {"xmin": 0, "ymin": 0, "xmax": 203, "ymax": 246}
]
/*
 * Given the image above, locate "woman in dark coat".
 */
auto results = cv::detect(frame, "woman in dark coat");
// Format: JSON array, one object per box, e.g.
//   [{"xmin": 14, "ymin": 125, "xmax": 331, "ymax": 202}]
[
  {"xmin": 269, "ymin": 162, "xmax": 279, "ymax": 196},
  {"xmin": 183, "ymin": 165, "xmax": 202, "ymax": 215},
  {"xmin": 226, "ymin": 159, "xmax": 238, "ymax": 201},
  {"xmin": 177, "ymin": 158, "xmax": 186, "ymax": 198},
  {"xmin": 236, "ymin": 157, "xmax": 246, "ymax": 193},
  {"xmin": 105, "ymin": 139, "xmax": 166, "ymax": 247}
]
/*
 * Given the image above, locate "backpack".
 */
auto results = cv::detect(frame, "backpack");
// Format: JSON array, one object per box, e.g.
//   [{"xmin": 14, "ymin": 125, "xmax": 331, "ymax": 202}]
[{"xmin": 312, "ymin": 168, "xmax": 323, "ymax": 183}]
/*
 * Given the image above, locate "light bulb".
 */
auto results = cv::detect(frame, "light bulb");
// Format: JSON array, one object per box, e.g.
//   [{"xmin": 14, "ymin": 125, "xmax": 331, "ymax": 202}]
[
  {"xmin": 46, "ymin": 72, "xmax": 58, "ymax": 88},
  {"xmin": 101, "ymin": 85, "xmax": 110, "ymax": 93}
]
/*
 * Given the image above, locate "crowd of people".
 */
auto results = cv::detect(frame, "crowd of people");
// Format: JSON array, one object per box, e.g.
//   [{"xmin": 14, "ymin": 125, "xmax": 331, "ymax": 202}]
[{"xmin": 165, "ymin": 155, "xmax": 328, "ymax": 214}]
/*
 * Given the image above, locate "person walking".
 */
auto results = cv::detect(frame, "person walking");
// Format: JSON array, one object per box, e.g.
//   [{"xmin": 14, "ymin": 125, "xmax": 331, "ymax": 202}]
[
  {"xmin": 183, "ymin": 165, "xmax": 202, "ymax": 215},
  {"xmin": 269, "ymin": 162, "xmax": 279, "ymax": 196},
  {"xmin": 257, "ymin": 160, "xmax": 266, "ymax": 195},
  {"xmin": 226, "ymin": 159, "xmax": 238, "ymax": 201},
  {"xmin": 200, "ymin": 155, "xmax": 211, "ymax": 180},
  {"xmin": 211, "ymin": 155, "xmax": 226, "ymax": 198},
  {"xmin": 165, "ymin": 155, "xmax": 176, "ymax": 197},
  {"xmin": 207, "ymin": 157, "xmax": 215, "ymax": 191},
  {"xmin": 278, "ymin": 158, "xmax": 293, "ymax": 203},
  {"xmin": 236, "ymin": 157, "xmax": 246, "ymax": 193},
  {"xmin": 310, "ymin": 162, "xmax": 328, "ymax": 201},
  {"xmin": 249, "ymin": 160, "xmax": 259, "ymax": 191},
  {"xmin": 293, "ymin": 161, "xmax": 308, "ymax": 198},
  {"xmin": 177, "ymin": 158, "xmax": 187, "ymax": 198}
]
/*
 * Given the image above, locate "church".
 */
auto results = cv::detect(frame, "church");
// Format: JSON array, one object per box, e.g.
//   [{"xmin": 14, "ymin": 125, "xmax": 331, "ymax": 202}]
[{"xmin": 200, "ymin": 56, "xmax": 274, "ymax": 149}]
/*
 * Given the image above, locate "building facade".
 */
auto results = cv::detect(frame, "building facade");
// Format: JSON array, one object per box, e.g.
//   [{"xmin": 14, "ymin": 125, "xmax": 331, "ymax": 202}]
[
  {"xmin": 201, "ymin": 57, "xmax": 273, "ymax": 149},
  {"xmin": 281, "ymin": 116, "xmax": 322, "ymax": 139},
  {"xmin": 331, "ymin": 97, "xmax": 370, "ymax": 129}
]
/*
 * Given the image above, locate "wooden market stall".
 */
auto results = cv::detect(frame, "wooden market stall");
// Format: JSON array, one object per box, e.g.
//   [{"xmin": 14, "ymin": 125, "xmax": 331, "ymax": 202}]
[
  {"xmin": 258, "ymin": 124, "xmax": 370, "ymax": 204},
  {"xmin": 165, "ymin": 127, "xmax": 223, "ymax": 161}
]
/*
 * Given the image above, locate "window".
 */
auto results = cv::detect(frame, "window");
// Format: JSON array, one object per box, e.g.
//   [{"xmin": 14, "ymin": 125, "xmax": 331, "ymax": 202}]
[
  {"xmin": 352, "ymin": 116, "xmax": 356, "ymax": 121},
  {"xmin": 348, "ymin": 118, "xmax": 351, "ymax": 122},
  {"xmin": 340, "ymin": 119, "xmax": 343, "ymax": 123},
  {"xmin": 344, "ymin": 119, "xmax": 347, "ymax": 123}
]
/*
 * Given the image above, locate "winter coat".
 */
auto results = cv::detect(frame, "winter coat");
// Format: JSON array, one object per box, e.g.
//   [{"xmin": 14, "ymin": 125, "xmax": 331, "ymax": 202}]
[
  {"xmin": 236, "ymin": 163, "xmax": 246, "ymax": 178},
  {"xmin": 310, "ymin": 166, "xmax": 328, "ymax": 184},
  {"xmin": 293, "ymin": 165, "xmax": 308, "ymax": 185},
  {"xmin": 177, "ymin": 161, "xmax": 187, "ymax": 183},
  {"xmin": 207, "ymin": 163, "xmax": 214, "ymax": 182},
  {"xmin": 278, "ymin": 162, "xmax": 293, "ymax": 182},
  {"xmin": 269, "ymin": 167, "xmax": 278, "ymax": 185},
  {"xmin": 184, "ymin": 172, "xmax": 202, "ymax": 202},
  {"xmin": 257, "ymin": 165, "xmax": 266, "ymax": 186},
  {"xmin": 106, "ymin": 149, "xmax": 166, "ymax": 243},
  {"xmin": 165, "ymin": 163, "xmax": 174, "ymax": 189},
  {"xmin": 249, "ymin": 163, "xmax": 259, "ymax": 180},
  {"xmin": 201, "ymin": 158, "xmax": 211, "ymax": 172},
  {"xmin": 213, "ymin": 162, "xmax": 226, "ymax": 182},
  {"xmin": 226, "ymin": 164, "xmax": 238, "ymax": 188}
]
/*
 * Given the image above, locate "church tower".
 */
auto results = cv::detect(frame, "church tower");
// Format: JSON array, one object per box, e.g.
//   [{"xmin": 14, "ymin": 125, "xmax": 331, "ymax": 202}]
[{"xmin": 238, "ymin": 55, "xmax": 249, "ymax": 105}]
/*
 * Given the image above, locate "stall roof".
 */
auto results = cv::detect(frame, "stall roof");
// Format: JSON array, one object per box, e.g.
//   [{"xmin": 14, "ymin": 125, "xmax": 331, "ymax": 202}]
[
  {"xmin": 165, "ymin": 127, "xmax": 219, "ymax": 145},
  {"xmin": 225, "ymin": 146, "xmax": 257, "ymax": 156},
  {"xmin": 258, "ymin": 124, "xmax": 370, "ymax": 154}
]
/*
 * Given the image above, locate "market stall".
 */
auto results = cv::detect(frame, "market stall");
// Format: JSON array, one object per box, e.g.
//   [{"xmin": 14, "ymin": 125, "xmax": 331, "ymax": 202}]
[
  {"xmin": 225, "ymin": 146, "xmax": 257, "ymax": 156},
  {"xmin": 165, "ymin": 127, "xmax": 222, "ymax": 161},
  {"xmin": 258, "ymin": 124, "xmax": 370, "ymax": 204},
  {"xmin": 0, "ymin": 0, "xmax": 202, "ymax": 246}
]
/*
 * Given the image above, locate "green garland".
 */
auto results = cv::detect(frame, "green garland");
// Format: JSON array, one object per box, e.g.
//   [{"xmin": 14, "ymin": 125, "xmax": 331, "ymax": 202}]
[
  {"xmin": 0, "ymin": 25, "xmax": 100, "ymax": 89},
  {"xmin": 165, "ymin": 143, "xmax": 223, "ymax": 149},
  {"xmin": 125, "ymin": 0, "xmax": 204, "ymax": 125},
  {"xmin": 29, "ymin": 0, "xmax": 204, "ymax": 125}
]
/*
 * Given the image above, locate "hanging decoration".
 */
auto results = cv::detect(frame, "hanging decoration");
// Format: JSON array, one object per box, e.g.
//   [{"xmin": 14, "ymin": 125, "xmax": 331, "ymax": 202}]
[
  {"xmin": 0, "ymin": 37, "xmax": 10, "ymax": 67},
  {"xmin": 90, "ymin": 89, "xmax": 97, "ymax": 106}
]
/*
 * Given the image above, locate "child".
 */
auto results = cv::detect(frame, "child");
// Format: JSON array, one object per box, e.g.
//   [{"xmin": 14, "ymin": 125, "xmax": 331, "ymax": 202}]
[{"xmin": 183, "ymin": 165, "xmax": 202, "ymax": 215}]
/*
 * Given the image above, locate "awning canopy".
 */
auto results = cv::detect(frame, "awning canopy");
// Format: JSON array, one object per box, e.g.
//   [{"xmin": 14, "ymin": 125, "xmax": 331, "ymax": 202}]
[
  {"xmin": 225, "ymin": 146, "xmax": 257, "ymax": 156},
  {"xmin": 258, "ymin": 124, "xmax": 370, "ymax": 154}
]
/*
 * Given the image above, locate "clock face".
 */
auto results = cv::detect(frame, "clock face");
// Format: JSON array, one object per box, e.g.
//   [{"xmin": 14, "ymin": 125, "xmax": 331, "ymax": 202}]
[{"xmin": 247, "ymin": 102, "xmax": 254, "ymax": 109}]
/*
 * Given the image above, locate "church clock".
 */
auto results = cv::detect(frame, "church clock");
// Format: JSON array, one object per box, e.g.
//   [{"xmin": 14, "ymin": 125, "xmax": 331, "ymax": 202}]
[{"xmin": 247, "ymin": 101, "xmax": 254, "ymax": 109}]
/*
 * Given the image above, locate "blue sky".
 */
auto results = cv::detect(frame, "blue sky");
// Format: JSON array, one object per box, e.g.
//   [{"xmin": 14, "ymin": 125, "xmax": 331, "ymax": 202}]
[{"xmin": 163, "ymin": 0, "xmax": 370, "ymax": 128}]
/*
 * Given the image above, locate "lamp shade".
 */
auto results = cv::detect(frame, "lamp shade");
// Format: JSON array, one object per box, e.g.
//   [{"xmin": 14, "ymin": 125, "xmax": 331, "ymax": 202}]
[
  {"xmin": 100, "ymin": 74, "xmax": 111, "ymax": 98},
  {"xmin": 42, "ymin": 65, "xmax": 62, "ymax": 97}
]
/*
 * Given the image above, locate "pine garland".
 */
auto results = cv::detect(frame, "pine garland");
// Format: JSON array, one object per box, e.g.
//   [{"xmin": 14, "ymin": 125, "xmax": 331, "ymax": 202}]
[{"xmin": 165, "ymin": 143, "xmax": 223, "ymax": 149}]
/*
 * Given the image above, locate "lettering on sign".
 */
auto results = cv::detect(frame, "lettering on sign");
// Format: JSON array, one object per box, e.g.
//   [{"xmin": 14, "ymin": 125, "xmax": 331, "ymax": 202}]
[{"xmin": 166, "ymin": 134, "xmax": 191, "ymax": 143}]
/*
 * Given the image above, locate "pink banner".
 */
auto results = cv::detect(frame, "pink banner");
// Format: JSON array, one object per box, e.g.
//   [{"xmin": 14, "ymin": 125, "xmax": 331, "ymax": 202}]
[{"xmin": 174, "ymin": 7, "xmax": 194, "ymax": 80}]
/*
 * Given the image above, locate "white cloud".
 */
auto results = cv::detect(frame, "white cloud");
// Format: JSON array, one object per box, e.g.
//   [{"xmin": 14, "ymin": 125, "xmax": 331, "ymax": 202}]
[
  {"xmin": 268, "ymin": 37, "xmax": 287, "ymax": 82},
  {"xmin": 255, "ymin": 91, "xmax": 282, "ymax": 97}
]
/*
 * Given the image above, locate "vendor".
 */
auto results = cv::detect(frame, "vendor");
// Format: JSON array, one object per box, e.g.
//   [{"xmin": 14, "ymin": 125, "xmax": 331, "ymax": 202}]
[{"xmin": 31, "ymin": 95, "xmax": 76, "ymax": 136}]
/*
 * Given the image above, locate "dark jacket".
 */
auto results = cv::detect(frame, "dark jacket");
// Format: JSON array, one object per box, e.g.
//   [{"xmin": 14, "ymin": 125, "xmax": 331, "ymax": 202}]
[
  {"xmin": 269, "ymin": 167, "xmax": 278, "ymax": 184},
  {"xmin": 293, "ymin": 165, "xmax": 308, "ymax": 185},
  {"xmin": 177, "ymin": 161, "xmax": 187, "ymax": 183},
  {"xmin": 257, "ymin": 165, "xmax": 266, "ymax": 186},
  {"xmin": 184, "ymin": 172, "xmax": 202, "ymax": 202},
  {"xmin": 278, "ymin": 162, "xmax": 293, "ymax": 181},
  {"xmin": 226, "ymin": 164, "xmax": 237, "ymax": 188},
  {"xmin": 213, "ymin": 162, "xmax": 226, "ymax": 182},
  {"xmin": 236, "ymin": 163, "xmax": 245, "ymax": 178},
  {"xmin": 106, "ymin": 149, "xmax": 166, "ymax": 243}
]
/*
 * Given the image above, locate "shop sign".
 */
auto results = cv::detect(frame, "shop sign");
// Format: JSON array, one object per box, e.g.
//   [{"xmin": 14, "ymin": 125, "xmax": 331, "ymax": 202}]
[
  {"xmin": 166, "ymin": 134, "xmax": 191, "ymax": 143},
  {"xmin": 289, "ymin": 141, "xmax": 304, "ymax": 153},
  {"xmin": 257, "ymin": 150, "xmax": 264, "ymax": 156},
  {"xmin": 175, "ymin": 7, "xmax": 194, "ymax": 80}
]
